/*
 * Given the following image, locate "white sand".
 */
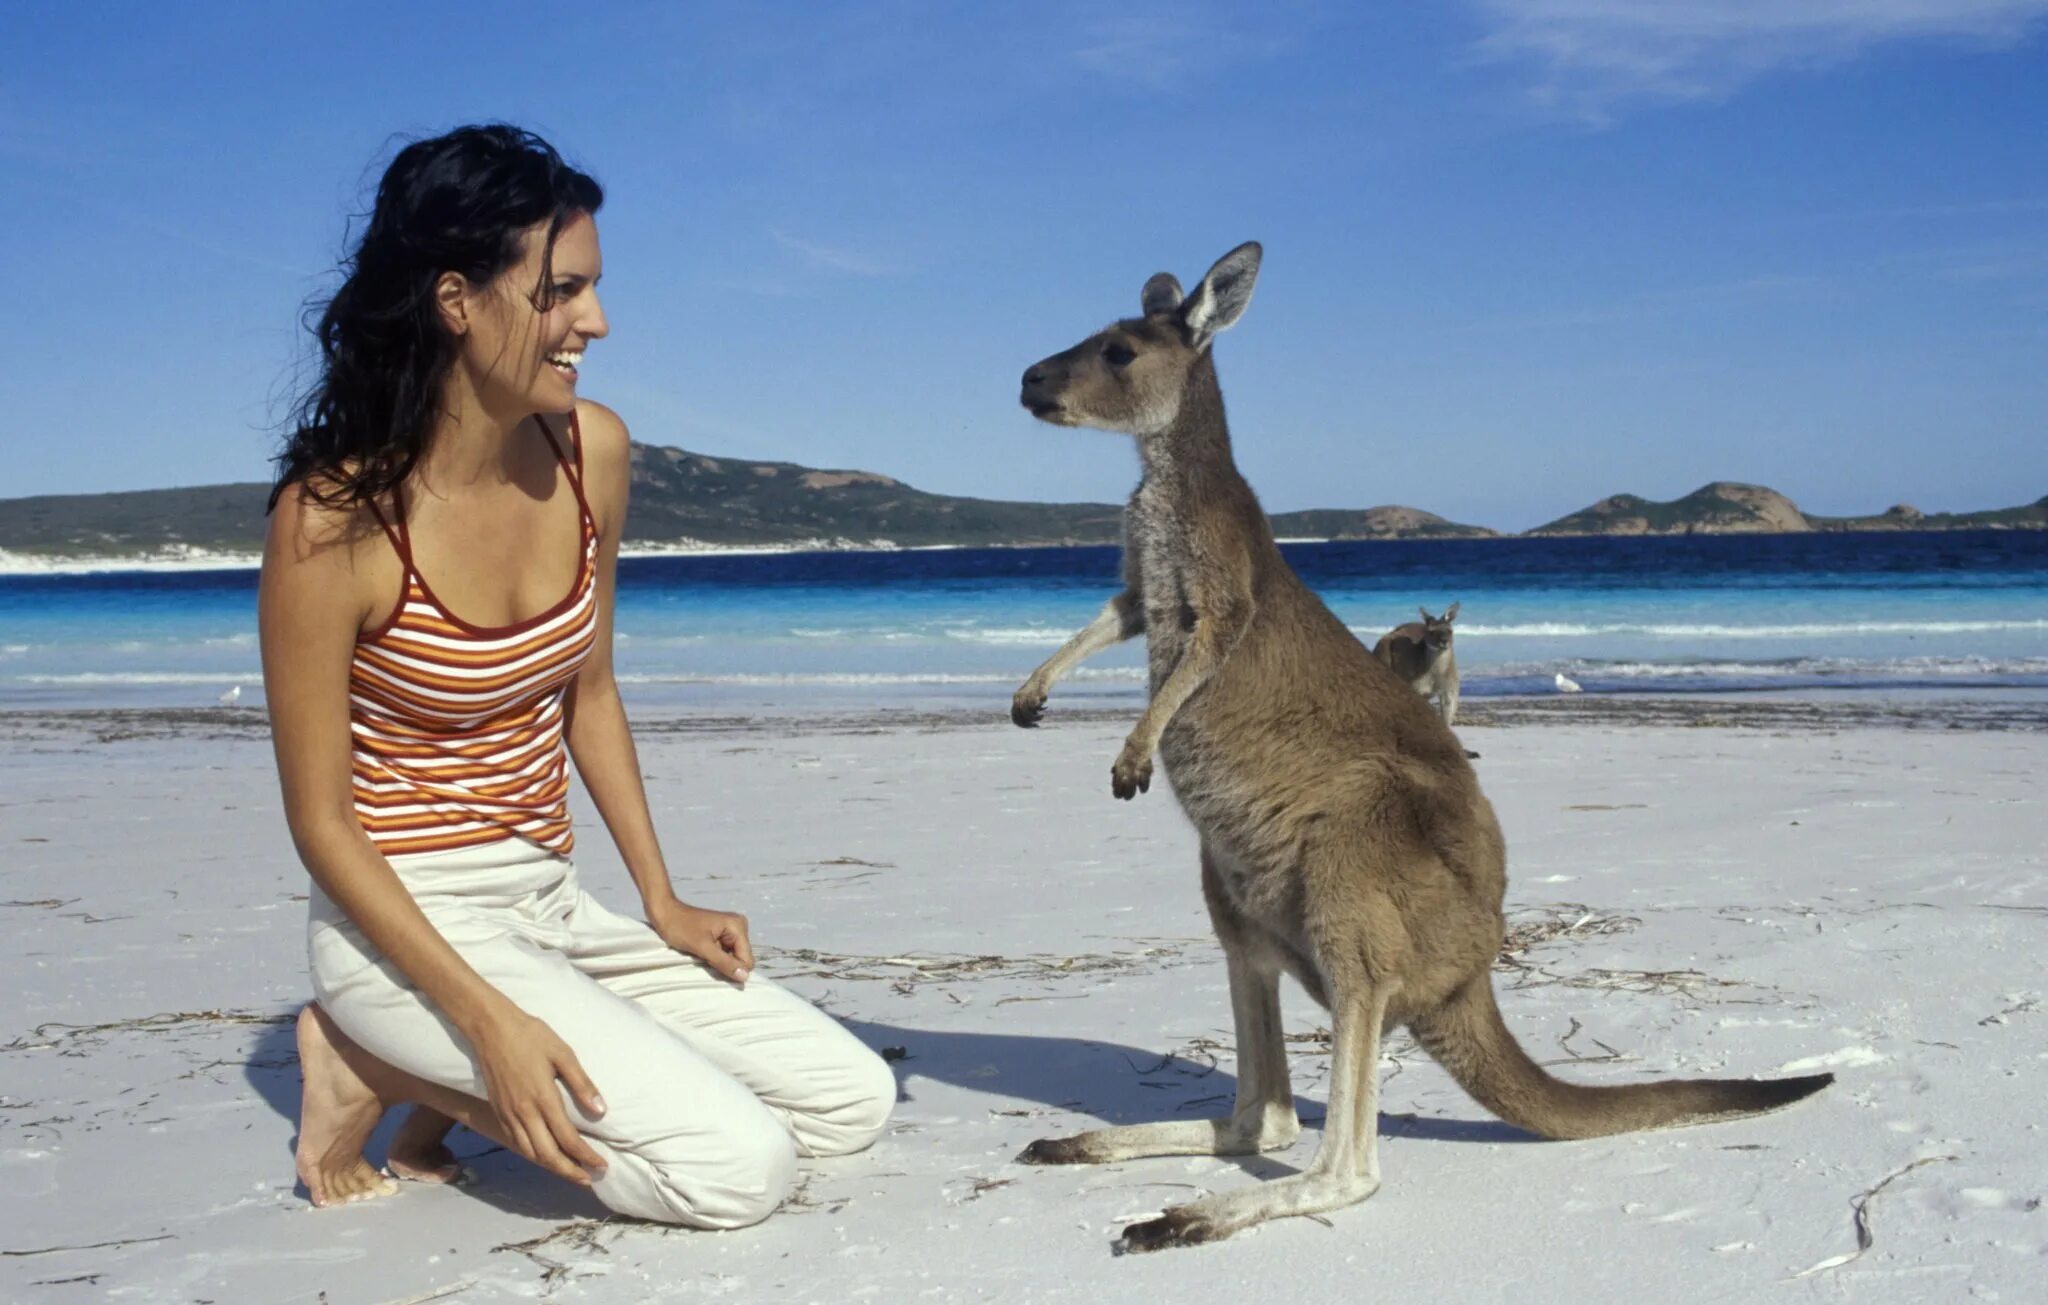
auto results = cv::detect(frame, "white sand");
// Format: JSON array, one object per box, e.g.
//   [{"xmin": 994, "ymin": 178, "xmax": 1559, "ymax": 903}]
[{"xmin": 1, "ymin": 711, "xmax": 2042, "ymax": 1301}]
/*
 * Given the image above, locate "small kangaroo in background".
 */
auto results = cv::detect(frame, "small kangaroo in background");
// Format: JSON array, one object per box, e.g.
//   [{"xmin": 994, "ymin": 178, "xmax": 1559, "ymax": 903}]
[
  {"xmin": 1010, "ymin": 242, "xmax": 1831, "ymax": 1254},
  {"xmin": 1373, "ymin": 602, "xmax": 1461, "ymax": 726}
]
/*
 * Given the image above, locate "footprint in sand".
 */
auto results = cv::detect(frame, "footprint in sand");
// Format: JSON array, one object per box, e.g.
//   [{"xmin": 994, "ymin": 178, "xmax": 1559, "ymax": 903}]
[{"xmin": 1774, "ymin": 1045, "xmax": 1886, "ymax": 1074}]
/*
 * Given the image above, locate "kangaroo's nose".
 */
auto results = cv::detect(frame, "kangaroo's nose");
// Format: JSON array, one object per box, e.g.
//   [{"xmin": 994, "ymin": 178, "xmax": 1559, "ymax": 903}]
[{"xmin": 1022, "ymin": 366, "xmax": 1046, "ymax": 387}]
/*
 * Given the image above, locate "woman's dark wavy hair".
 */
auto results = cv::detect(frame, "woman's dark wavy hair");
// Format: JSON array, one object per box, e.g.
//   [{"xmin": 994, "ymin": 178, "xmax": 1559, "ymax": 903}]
[{"xmin": 271, "ymin": 124, "xmax": 603, "ymax": 513}]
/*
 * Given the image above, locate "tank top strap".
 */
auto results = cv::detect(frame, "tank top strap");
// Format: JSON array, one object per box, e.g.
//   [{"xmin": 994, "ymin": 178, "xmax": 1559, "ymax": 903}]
[
  {"xmin": 363, "ymin": 494, "xmax": 416, "ymax": 574},
  {"xmin": 537, "ymin": 413, "xmax": 584, "ymax": 481},
  {"xmin": 537, "ymin": 412, "xmax": 596, "ymax": 538}
]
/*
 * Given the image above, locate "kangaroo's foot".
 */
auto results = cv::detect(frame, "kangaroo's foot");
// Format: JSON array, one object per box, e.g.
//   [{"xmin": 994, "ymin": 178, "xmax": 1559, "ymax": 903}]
[
  {"xmin": 1021, "ymin": 1107, "xmax": 1299, "ymax": 1166},
  {"xmin": 1110, "ymin": 740, "xmax": 1153, "ymax": 800},
  {"xmin": 1011, "ymin": 680, "xmax": 1048, "ymax": 727},
  {"xmin": 386, "ymin": 1106, "xmax": 465, "ymax": 1184},
  {"xmin": 1117, "ymin": 1171, "xmax": 1380, "ymax": 1254},
  {"xmin": 294, "ymin": 1004, "xmax": 400, "ymax": 1208}
]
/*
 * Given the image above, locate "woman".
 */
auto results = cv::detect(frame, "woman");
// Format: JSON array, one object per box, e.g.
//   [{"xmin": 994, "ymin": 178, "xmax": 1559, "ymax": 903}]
[{"xmin": 261, "ymin": 124, "xmax": 894, "ymax": 1228}]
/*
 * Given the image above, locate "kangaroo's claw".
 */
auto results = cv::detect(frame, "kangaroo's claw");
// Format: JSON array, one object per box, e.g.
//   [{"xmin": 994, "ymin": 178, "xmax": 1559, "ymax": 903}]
[
  {"xmin": 1111, "ymin": 748, "xmax": 1152, "ymax": 799},
  {"xmin": 1011, "ymin": 692, "xmax": 1046, "ymax": 727}
]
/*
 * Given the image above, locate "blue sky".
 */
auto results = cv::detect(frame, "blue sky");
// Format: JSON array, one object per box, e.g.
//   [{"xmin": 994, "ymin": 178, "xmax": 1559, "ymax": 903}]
[{"xmin": 4, "ymin": 1, "xmax": 2045, "ymax": 531}]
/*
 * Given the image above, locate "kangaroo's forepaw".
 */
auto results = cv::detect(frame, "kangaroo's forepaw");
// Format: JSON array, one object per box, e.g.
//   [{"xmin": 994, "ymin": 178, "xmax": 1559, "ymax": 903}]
[
  {"xmin": 1011, "ymin": 688, "xmax": 1047, "ymax": 728},
  {"xmin": 1116, "ymin": 1207, "xmax": 1226, "ymax": 1254},
  {"xmin": 1110, "ymin": 747, "xmax": 1152, "ymax": 800},
  {"xmin": 1017, "ymin": 1135, "xmax": 1095, "ymax": 1165}
]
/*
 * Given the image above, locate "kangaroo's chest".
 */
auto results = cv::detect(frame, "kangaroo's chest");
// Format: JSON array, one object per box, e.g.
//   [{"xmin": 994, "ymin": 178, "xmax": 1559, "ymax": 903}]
[
  {"xmin": 1413, "ymin": 649, "xmax": 1454, "ymax": 695},
  {"xmin": 1125, "ymin": 486, "xmax": 1197, "ymax": 680}
]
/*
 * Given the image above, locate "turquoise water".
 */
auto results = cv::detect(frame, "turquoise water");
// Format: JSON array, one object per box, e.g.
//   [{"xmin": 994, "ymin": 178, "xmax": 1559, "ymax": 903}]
[{"xmin": 3, "ymin": 532, "xmax": 2044, "ymax": 711}]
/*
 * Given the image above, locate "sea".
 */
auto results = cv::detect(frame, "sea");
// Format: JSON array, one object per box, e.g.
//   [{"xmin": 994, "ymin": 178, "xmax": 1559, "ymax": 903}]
[{"xmin": 2, "ymin": 531, "xmax": 2044, "ymax": 714}]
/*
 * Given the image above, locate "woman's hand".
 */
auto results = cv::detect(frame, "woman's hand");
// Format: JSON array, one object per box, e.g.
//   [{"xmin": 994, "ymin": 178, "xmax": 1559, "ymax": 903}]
[
  {"xmin": 647, "ymin": 896, "xmax": 755, "ymax": 985},
  {"xmin": 466, "ymin": 1002, "xmax": 609, "ymax": 1187}
]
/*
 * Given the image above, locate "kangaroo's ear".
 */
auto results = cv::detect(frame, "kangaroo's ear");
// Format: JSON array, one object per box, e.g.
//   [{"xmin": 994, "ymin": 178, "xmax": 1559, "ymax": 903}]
[
  {"xmin": 1419, "ymin": 606, "xmax": 1433, "ymax": 623},
  {"xmin": 1180, "ymin": 241, "xmax": 1262, "ymax": 346},
  {"xmin": 1141, "ymin": 273, "xmax": 1184, "ymax": 317},
  {"xmin": 1445, "ymin": 601, "xmax": 1460, "ymax": 622}
]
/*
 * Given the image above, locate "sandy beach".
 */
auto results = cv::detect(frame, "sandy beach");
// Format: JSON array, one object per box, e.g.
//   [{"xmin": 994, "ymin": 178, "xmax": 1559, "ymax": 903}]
[{"xmin": 2, "ymin": 698, "xmax": 2043, "ymax": 1302}]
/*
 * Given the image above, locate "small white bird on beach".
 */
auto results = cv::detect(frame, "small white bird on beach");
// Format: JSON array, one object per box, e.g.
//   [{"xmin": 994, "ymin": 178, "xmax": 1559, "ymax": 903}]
[
  {"xmin": 218, "ymin": 684, "xmax": 242, "ymax": 706},
  {"xmin": 1553, "ymin": 672, "xmax": 1582, "ymax": 694}
]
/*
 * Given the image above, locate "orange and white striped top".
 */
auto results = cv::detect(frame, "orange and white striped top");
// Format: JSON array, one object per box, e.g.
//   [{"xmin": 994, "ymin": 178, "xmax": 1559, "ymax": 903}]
[{"xmin": 349, "ymin": 416, "xmax": 599, "ymax": 858}]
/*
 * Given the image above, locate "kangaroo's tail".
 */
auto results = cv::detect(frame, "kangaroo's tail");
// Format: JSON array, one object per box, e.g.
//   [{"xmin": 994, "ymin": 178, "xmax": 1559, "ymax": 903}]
[{"xmin": 1408, "ymin": 974, "xmax": 1832, "ymax": 1140}]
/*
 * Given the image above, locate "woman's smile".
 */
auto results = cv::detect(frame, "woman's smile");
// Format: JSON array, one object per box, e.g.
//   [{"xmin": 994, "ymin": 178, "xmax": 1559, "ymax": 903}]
[{"xmin": 546, "ymin": 347, "xmax": 584, "ymax": 383}]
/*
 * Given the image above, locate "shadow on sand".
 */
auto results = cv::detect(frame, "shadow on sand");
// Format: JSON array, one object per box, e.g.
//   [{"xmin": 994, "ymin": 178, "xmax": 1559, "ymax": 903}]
[
  {"xmin": 245, "ymin": 1007, "xmax": 1533, "ymax": 1218},
  {"xmin": 838, "ymin": 1016, "xmax": 1533, "ymax": 1146}
]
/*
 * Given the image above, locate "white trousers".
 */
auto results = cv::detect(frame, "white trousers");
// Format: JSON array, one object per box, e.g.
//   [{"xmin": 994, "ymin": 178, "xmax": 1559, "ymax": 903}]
[{"xmin": 308, "ymin": 838, "xmax": 895, "ymax": 1229}]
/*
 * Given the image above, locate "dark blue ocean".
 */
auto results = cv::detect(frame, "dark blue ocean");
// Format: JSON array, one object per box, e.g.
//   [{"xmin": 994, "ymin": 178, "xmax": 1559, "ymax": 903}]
[{"xmin": 2, "ymin": 531, "xmax": 2044, "ymax": 711}]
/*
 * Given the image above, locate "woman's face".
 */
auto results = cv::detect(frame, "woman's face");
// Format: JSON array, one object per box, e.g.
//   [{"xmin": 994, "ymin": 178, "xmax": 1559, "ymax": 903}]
[{"xmin": 456, "ymin": 211, "xmax": 608, "ymax": 418}]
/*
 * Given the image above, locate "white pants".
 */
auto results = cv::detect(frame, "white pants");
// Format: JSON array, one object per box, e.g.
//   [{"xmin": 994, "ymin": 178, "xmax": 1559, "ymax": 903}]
[{"xmin": 308, "ymin": 838, "xmax": 896, "ymax": 1229}]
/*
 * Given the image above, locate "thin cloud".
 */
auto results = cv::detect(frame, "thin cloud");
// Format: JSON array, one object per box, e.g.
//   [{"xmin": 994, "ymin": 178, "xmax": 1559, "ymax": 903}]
[
  {"xmin": 1877, "ymin": 239, "xmax": 2048, "ymax": 283},
  {"xmin": 1934, "ymin": 248, "xmax": 2048, "ymax": 283},
  {"xmin": 1071, "ymin": 15, "xmax": 1216, "ymax": 90},
  {"xmin": 1771, "ymin": 195, "xmax": 2048, "ymax": 228},
  {"xmin": 1068, "ymin": 6, "xmax": 1301, "ymax": 92},
  {"xmin": 1461, "ymin": 272, "xmax": 1830, "ymax": 332},
  {"xmin": 13, "ymin": 172, "xmax": 318, "ymax": 279},
  {"xmin": 1468, "ymin": 1, "xmax": 2048, "ymax": 121},
  {"xmin": 769, "ymin": 229, "xmax": 900, "ymax": 277},
  {"xmin": 1849, "ymin": 196, "xmax": 2048, "ymax": 221},
  {"xmin": 1948, "ymin": 256, "xmax": 2048, "ymax": 282}
]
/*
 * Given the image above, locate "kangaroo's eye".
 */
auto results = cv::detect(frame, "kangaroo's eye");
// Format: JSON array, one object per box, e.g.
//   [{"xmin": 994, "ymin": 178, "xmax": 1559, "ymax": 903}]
[{"xmin": 1103, "ymin": 342, "xmax": 1137, "ymax": 367}]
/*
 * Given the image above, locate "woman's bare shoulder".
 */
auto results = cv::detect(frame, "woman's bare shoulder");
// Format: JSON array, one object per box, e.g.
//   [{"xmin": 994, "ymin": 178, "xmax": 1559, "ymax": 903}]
[
  {"xmin": 264, "ymin": 474, "xmax": 390, "ymax": 573},
  {"xmin": 572, "ymin": 400, "xmax": 634, "ymax": 524},
  {"xmin": 574, "ymin": 398, "xmax": 631, "ymax": 462}
]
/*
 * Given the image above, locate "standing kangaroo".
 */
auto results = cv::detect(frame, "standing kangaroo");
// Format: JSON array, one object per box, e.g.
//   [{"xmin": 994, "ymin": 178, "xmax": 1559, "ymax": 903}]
[
  {"xmin": 1010, "ymin": 242, "xmax": 1831, "ymax": 1254},
  {"xmin": 1373, "ymin": 603, "xmax": 1460, "ymax": 726}
]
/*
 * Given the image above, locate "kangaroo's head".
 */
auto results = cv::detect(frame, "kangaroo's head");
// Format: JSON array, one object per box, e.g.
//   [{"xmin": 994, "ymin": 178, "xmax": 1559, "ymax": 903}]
[
  {"xmin": 1020, "ymin": 242, "xmax": 1262, "ymax": 437},
  {"xmin": 1420, "ymin": 602, "xmax": 1461, "ymax": 652}
]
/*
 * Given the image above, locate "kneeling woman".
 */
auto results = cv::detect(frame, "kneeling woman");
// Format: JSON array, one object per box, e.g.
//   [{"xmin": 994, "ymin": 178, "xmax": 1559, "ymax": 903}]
[{"xmin": 261, "ymin": 125, "xmax": 894, "ymax": 1228}]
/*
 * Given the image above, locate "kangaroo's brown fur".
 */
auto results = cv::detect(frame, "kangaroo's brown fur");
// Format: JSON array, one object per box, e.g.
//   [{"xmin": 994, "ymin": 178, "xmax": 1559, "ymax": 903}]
[{"xmin": 1010, "ymin": 243, "xmax": 1831, "ymax": 1254}]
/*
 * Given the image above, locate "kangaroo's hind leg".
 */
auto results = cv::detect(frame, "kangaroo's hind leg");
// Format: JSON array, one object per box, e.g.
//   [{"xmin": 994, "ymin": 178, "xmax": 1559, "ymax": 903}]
[
  {"xmin": 1019, "ymin": 849, "xmax": 1299, "ymax": 1165},
  {"xmin": 1118, "ymin": 973, "xmax": 1391, "ymax": 1252}
]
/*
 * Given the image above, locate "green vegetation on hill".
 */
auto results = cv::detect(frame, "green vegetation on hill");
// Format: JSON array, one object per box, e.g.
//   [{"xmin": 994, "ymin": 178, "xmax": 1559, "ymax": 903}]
[
  {"xmin": 619, "ymin": 446, "xmax": 1123, "ymax": 547},
  {"xmin": 0, "ymin": 442, "xmax": 1500, "ymax": 560},
  {"xmin": 1529, "ymin": 483, "xmax": 1808, "ymax": 536},
  {"xmin": 1530, "ymin": 482, "xmax": 2045, "ymax": 537},
  {"xmin": 0, "ymin": 483, "xmax": 274, "ymax": 558},
  {"xmin": 1806, "ymin": 496, "xmax": 2048, "ymax": 533},
  {"xmin": 0, "ymin": 456, "xmax": 2037, "ymax": 563},
  {"xmin": 1265, "ymin": 507, "xmax": 1495, "ymax": 540}
]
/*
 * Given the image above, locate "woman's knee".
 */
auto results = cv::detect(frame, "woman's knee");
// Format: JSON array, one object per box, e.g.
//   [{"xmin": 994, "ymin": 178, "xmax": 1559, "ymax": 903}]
[
  {"xmin": 804, "ymin": 1043, "xmax": 898, "ymax": 1158},
  {"xmin": 674, "ymin": 1121, "xmax": 799, "ymax": 1230},
  {"xmin": 596, "ymin": 1111, "xmax": 798, "ymax": 1230}
]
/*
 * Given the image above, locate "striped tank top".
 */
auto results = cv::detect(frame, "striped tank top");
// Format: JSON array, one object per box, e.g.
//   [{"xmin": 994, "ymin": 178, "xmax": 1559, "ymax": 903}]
[{"xmin": 349, "ymin": 415, "xmax": 599, "ymax": 858}]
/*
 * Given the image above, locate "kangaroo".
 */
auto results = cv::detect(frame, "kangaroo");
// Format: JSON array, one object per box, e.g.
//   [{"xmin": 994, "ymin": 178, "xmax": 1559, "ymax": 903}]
[
  {"xmin": 1010, "ymin": 242, "xmax": 1831, "ymax": 1254},
  {"xmin": 1373, "ymin": 603, "xmax": 1461, "ymax": 726}
]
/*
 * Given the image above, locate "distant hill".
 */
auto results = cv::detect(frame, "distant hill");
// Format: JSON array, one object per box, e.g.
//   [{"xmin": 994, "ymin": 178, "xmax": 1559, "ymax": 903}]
[
  {"xmin": 1529, "ymin": 482, "xmax": 2046, "ymax": 537},
  {"xmin": 1267, "ymin": 505, "xmax": 1496, "ymax": 540},
  {"xmin": 0, "ymin": 440, "xmax": 1487, "ymax": 564},
  {"xmin": 1806, "ymin": 497, "xmax": 2048, "ymax": 533},
  {"xmin": 0, "ymin": 482, "xmax": 273, "ymax": 560},
  {"xmin": 1, "ymin": 460, "xmax": 2036, "ymax": 567}
]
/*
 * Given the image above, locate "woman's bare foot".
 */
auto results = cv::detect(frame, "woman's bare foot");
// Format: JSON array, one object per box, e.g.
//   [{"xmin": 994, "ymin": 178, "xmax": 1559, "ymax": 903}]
[
  {"xmin": 294, "ymin": 1004, "xmax": 399, "ymax": 1207},
  {"xmin": 386, "ymin": 1106, "xmax": 464, "ymax": 1184}
]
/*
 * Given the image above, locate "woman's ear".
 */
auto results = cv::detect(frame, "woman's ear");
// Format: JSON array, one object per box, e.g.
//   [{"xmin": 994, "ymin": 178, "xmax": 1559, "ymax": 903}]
[{"xmin": 434, "ymin": 271, "xmax": 470, "ymax": 337}]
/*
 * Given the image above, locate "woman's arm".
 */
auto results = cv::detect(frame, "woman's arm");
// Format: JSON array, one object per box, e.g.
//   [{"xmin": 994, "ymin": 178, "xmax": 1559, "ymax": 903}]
[
  {"xmin": 563, "ymin": 402, "xmax": 754, "ymax": 984},
  {"xmin": 260, "ymin": 483, "xmax": 606, "ymax": 1185}
]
